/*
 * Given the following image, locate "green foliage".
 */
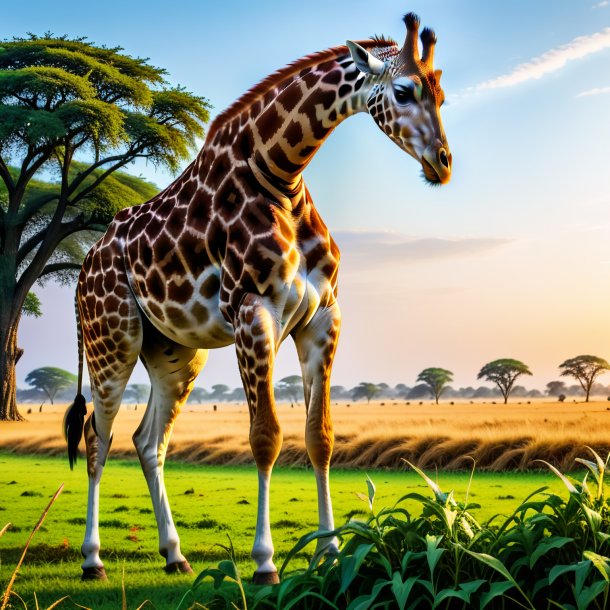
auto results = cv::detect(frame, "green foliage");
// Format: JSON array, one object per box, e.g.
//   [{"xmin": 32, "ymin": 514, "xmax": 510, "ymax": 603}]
[
  {"xmin": 24, "ymin": 366, "xmax": 77, "ymax": 404},
  {"xmin": 351, "ymin": 382, "xmax": 380, "ymax": 403},
  {"xmin": 21, "ymin": 291, "xmax": 41, "ymax": 317},
  {"xmin": 416, "ymin": 367, "xmax": 453, "ymax": 404},
  {"xmin": 477, "ymin": 358, "xmax": 532, "ymax": 404},
  {"xmin": 193, "ymin": 448, "xmax": 610, "ymax": 610},
  {"xmin": 0, "ymin": 33, "xmax": 211, "ymax": 331},
  {"xmin": 560, "ymin": 356, "xmax": 610, "ymax": 402},
  {"xmin": 276, "ymin": 375, "xmax": 304, "ymax": 403}
]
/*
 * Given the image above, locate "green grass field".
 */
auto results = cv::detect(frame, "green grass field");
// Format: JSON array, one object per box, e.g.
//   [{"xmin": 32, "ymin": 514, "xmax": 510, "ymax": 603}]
[{"xmin": 0, "ymin": 453, "xmax": 568, "ymax": 609}]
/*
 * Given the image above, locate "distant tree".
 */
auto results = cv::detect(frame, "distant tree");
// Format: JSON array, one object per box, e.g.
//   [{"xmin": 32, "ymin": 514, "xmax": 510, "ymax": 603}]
[
  {"xmin": 24, "ymin": 366, "xmax": 76, "ymax": 405},
  {"xmin": 473, "ymin": 386, "xmax": 495, "ymax": 398},
  {"xmin": 416, "ymin": 367, "xmax": 453, "ymax": 404},
  {"xmin": 209, "ymin": 384, "xmax": 230, "ymax": 402},
  {"xmin": 546, "ymin": 381, "xmax": 566, "ymax": 397},
  {"xmin": 477, "ymin": 359, "xmax": 532, "ymax": 404},
  {"xmin": 227, "ymin": 387, "xmax": 246, "ymax": 402},
  {"xmin": 352, "ymin": 382, "xmax": 380, "ymax": 404},
  {"xmin": 187, "ymin": 387, "xmax": 208, "ymax": 404},
  {"xmin": 276, "ymin": 375, "xmax": 304, "ymax": 403},
  {"xmin": 124, "ymin": 383, "xmax": 150, "ymax": 405},
  {"xmin": 406, "ymin": 384, "xmax": 430, "ymax": 399},
  {"xmin": 330, "ymin": 385, "xmax": 348, "ymax": 400},
  {"xmin": 527, "ymin": 389, "xmax": 543, "ymax": 398},
  {"xmin": 458, "ymin": 386, "xmax": 476, "ymax": 398},
  {"xmin": 559, "ymin": 355, "xmax": 610, "ymax": 402},
  {"xmin": 376, "ymin": 382, "xmax": 391, "ymax": 398},
  {"xmin": 511, "ymin": 385, "xmax": 528, "ymax": 398},
  {"xmin": 0, "ymin": 34, "xmax": 211, "ymax": 421},
  {"xmin": 394, "ymin": 383, "xmax": 411, "ymax": 398}
]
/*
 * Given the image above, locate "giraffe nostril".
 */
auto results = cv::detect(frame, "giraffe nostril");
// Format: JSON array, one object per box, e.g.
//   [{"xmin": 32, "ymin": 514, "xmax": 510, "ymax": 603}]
[{"xmin": 439, "ymin": 149, "xmax": 449, "ymax": 169}]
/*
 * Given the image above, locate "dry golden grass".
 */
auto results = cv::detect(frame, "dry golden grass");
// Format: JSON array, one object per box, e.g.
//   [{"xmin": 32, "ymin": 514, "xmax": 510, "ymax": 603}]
[{"xmin": 2, "ymin": 399, "xmax": 610, "ymax": 470}]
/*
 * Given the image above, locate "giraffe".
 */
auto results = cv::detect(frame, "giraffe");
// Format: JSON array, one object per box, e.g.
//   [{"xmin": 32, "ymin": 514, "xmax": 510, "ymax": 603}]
[{"xmin": 64, "ymin": 11, "xmax": 451, "ymax": 583}]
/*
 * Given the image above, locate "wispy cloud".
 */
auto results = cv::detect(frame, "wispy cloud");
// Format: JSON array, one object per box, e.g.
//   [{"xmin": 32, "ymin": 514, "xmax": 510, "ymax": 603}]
[
  {"xmin": 476, "ymin": 28, "xmax": 610, "ymax": 91},
  {"xmin": 576, "ymin": 85, "xmax": 610, "ymax": 97},
  {"xmin": 334, "ymin": 231, "xmax": 510, "ymax": 269},
  {"xmin": 593, "ymin": 1, "xmax": 609, "ymax": 8}
]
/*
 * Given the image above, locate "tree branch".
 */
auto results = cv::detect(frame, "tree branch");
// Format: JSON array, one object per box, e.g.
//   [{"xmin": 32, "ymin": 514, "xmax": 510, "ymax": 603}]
[
  {"xmin": 69, "ymin": 151, "xmax": 150, "ymax": 206},
  {"xmin": 66, "ymin": 147, "xmax": 142, "ymax": 196},
  {"xmin": 38, "ymin": 261, "xmax": 83, "ymax": 278},
  {"xmin": 0, "ymin": 156, "xmax": 15, "ymax": 195}
]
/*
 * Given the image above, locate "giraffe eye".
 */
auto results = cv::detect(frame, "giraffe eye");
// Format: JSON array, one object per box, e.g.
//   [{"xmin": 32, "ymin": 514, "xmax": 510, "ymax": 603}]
[{"xmin": 393, "ymin": 81, "xmax": 422, "ymax": 105}]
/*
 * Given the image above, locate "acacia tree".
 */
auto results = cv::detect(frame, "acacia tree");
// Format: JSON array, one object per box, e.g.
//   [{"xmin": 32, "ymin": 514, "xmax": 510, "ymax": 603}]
[
  {"xmin": 352, "ymin": 382, "xmax": 380, "ymax": 404},
  {"xmin": 559, "ymin": 355, "xmax": 610, "ymax": 402},
  {"xmin": 477, "ymin": 358, "xmax": 532, "ymax": 404},
  {"xmin": 0, "ymin": 35, "xmax": 211, "ymax": 420},
  {"xmin": 24, "ymin": 366, "xmax": 76, "ymax": 405},
  {"xmin": 124, "ymin": 383, "xmax": 150, "ymax": 405},
  {"xmin": 276, "ymin": 375, "xmax": 304, "ymax": 403},
  {"xmin": 416, "ymin": 367, "xmax": 453, "ymax": 404}
]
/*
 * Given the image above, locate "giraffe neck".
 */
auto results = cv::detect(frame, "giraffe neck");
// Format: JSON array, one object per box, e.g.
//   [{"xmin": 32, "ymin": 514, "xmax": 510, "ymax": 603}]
[{"xmin": 204, "ymin": 40, "xmax": 398, "ymax": 207}]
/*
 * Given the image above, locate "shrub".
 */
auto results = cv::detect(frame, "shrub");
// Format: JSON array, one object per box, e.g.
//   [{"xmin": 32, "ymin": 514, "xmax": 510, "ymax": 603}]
[{"xmin": 184, "ymin": 449, "xmax": 610, "ymax": 609}]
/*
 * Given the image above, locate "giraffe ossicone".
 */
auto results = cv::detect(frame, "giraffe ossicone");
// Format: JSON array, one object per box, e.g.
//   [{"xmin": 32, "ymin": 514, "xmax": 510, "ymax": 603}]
[{"xmin": 64, "ymin": 10, "xmax": 451, "ymax": 583}]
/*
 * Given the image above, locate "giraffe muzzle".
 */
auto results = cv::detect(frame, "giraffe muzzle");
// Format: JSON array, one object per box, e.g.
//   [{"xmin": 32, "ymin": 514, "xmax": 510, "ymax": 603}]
[{"xmin": 422, "ymin": 144, "xmax": 452, "ymax": 185}]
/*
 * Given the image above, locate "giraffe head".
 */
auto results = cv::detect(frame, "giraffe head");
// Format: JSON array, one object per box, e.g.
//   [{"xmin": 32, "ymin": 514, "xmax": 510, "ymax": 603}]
[{"xmin": 347, "ymin": 13, "xmax": 451, "ymax": 185}]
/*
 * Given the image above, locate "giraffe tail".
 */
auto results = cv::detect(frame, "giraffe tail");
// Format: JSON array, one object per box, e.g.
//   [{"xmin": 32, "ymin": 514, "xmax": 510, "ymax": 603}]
[{"xmin": 63, "ymin": 291, "xmax": 87, "ymax": 470}]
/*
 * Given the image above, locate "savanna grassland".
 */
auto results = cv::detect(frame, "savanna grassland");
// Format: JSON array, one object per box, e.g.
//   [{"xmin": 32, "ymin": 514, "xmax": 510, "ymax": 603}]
[
  {"xmin": 0, "ymin": 453, "xmax": 568, "ymax": 609},
  {"xmin": 2, "ymin": 399, "xmax": 610, "ymax": 471},
  {"xmin": 2, "ymin": 401, "xmax": 610, "ymax": 608}
]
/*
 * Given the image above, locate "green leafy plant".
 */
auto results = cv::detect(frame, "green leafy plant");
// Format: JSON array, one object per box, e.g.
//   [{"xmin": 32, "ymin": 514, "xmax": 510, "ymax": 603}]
[{"xmin": 185, "ymin": 448, "xmax": 610, "ymax": 609}]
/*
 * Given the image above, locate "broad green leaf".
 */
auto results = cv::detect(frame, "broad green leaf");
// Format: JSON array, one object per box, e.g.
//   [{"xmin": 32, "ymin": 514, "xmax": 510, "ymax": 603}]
[
  {"xmin": 529, "ymin": 537, "xmax": 573, "ymax": 569},
  {"xmin": 549, "ymin": 562, "xmax": 591, "ymax": 592},
  {"xmin": 391, "ymin": 573, "xmax": 419, "ymax": 610},
  {"xmin": 536, "ymin": 460, "xmax": 579, "ymax": 494},
  {"xmin": 583, "ymin": 551, "xmax": 610, "ymax": 582},
  {"xmin": 338, "ymin": 543, "xmax": 375, "ymax": 595},
  {"xmin": 582, "ymin": 506, "xmax": 602, "ymax": 534},
  {"xmin": 426, "ymin": 535, "xmax": 445, "ymax": 576},
  {"xmin": 283, "ymin": 590, "xmax": 340, "ymax": 610},
  {"xmin": 480, "ymin": 581, "xmax": 515, "ymax": 609},
  {"xmin": 346, "ymin": 579, "xmax": 392, "ymax": 610},
  {"xmin": 403, "ymin": 460, "xmax": 448, "ymax": 504},
  {"xmin": 576, "ymin": 580, "xmax": 608, "ymax": 610},
  {"xmin": 459, "ymin": 579, "xmax": 487, "ymax": 596},
  {"xmin": 433, "ymin": 588, "xmax": 470, "ymax": 607},
  {"xmin": 461, "ymin": 547, "xmax": 533, "ymax": 608},
  {"xmin": 366, "ymin": 475, "xmax": 376, "ymax": 511},
  {"xmin": 217, "ymin": 559, "xmax": 239, "ymax": 581}
]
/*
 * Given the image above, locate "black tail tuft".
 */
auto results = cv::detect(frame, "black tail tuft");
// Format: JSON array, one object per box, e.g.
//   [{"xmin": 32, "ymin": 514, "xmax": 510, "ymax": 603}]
[{"xmin": 63, "ymin": 394, "xmax": 87, "ymax": 470}]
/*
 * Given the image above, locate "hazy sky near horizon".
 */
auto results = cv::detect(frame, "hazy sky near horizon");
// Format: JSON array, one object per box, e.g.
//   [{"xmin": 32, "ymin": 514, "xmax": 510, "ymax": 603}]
[{"xmin": 5, "ymin": 0, "xmax": 610, "ymax": 393}]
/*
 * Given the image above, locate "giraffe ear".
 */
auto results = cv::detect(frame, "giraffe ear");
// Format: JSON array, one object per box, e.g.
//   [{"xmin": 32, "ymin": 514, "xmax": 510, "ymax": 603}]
[
  {"xmin": 346, "ymin": 41, "xmax": 385, "ymax": 75},
  {"xmin": 435, "ymin": 69, "xmax": 443, "ymax": 82}
]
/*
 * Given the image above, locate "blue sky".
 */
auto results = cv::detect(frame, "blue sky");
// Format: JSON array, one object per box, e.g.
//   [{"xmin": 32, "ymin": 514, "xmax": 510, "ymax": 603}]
[{"xmin": 5, "ymin": 0, "xmax": 610, "ymax": 392}]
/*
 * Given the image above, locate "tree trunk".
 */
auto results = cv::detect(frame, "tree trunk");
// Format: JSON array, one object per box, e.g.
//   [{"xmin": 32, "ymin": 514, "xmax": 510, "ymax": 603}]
[{"xmin": 0, "ymin": 320, "xmax": 24, "ymax": 421}]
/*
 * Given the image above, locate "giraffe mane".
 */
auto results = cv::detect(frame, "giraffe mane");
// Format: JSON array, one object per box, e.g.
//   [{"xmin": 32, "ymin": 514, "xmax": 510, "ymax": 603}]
[{"xmin": 205, "ymin": 37, "xmax": 398, "ymax": 144}]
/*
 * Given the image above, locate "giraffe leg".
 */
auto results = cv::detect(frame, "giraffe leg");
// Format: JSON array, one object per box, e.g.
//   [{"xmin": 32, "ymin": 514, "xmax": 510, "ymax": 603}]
[
  {"xmin": 293, "ymin": 303, "xmax": 341, "ymax": 562},
  {"xmin": 235, "ymin": 294, "xmax": 282, "ymax": 584},
  {"xmin": 81, "ymin": 354, "xmax": 140, "ymax": 580},
  {"xmin": 133, "ymin": 324, "xmax": 208, "ymax": 573}
]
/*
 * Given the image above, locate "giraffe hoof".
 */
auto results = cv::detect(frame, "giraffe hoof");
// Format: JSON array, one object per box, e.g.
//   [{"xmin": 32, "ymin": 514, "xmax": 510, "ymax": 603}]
[
  {"xmin": 81, "ymin": 566, "xmax": 107, "ymax": 581},
  {"xmin": 164, "ymin": 560, "xmax": 193, "ymax": 574},
  {"xmin": 253, "ymin": 570, "xmax": 279, "ymax": 585}
]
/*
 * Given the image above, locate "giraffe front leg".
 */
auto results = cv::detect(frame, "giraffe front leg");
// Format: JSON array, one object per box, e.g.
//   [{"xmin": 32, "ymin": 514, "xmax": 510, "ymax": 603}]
[
  {"xmin": 294, "ymin": 302, "xmax": 341, "ymax": 562},
  {"xmin": 235, "ymin": 294, "xmax": 282, "ymax": 585}
]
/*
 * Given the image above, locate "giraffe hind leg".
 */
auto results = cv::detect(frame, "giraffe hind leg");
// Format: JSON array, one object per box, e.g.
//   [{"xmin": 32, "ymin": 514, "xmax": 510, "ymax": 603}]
[
  {"xmin": 78, "ymin": 266, "xmax": 144, "ymax": 579},
  {"xmin": 133, "ymin": 320, "xmax": 208, "ymax": 572}
]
